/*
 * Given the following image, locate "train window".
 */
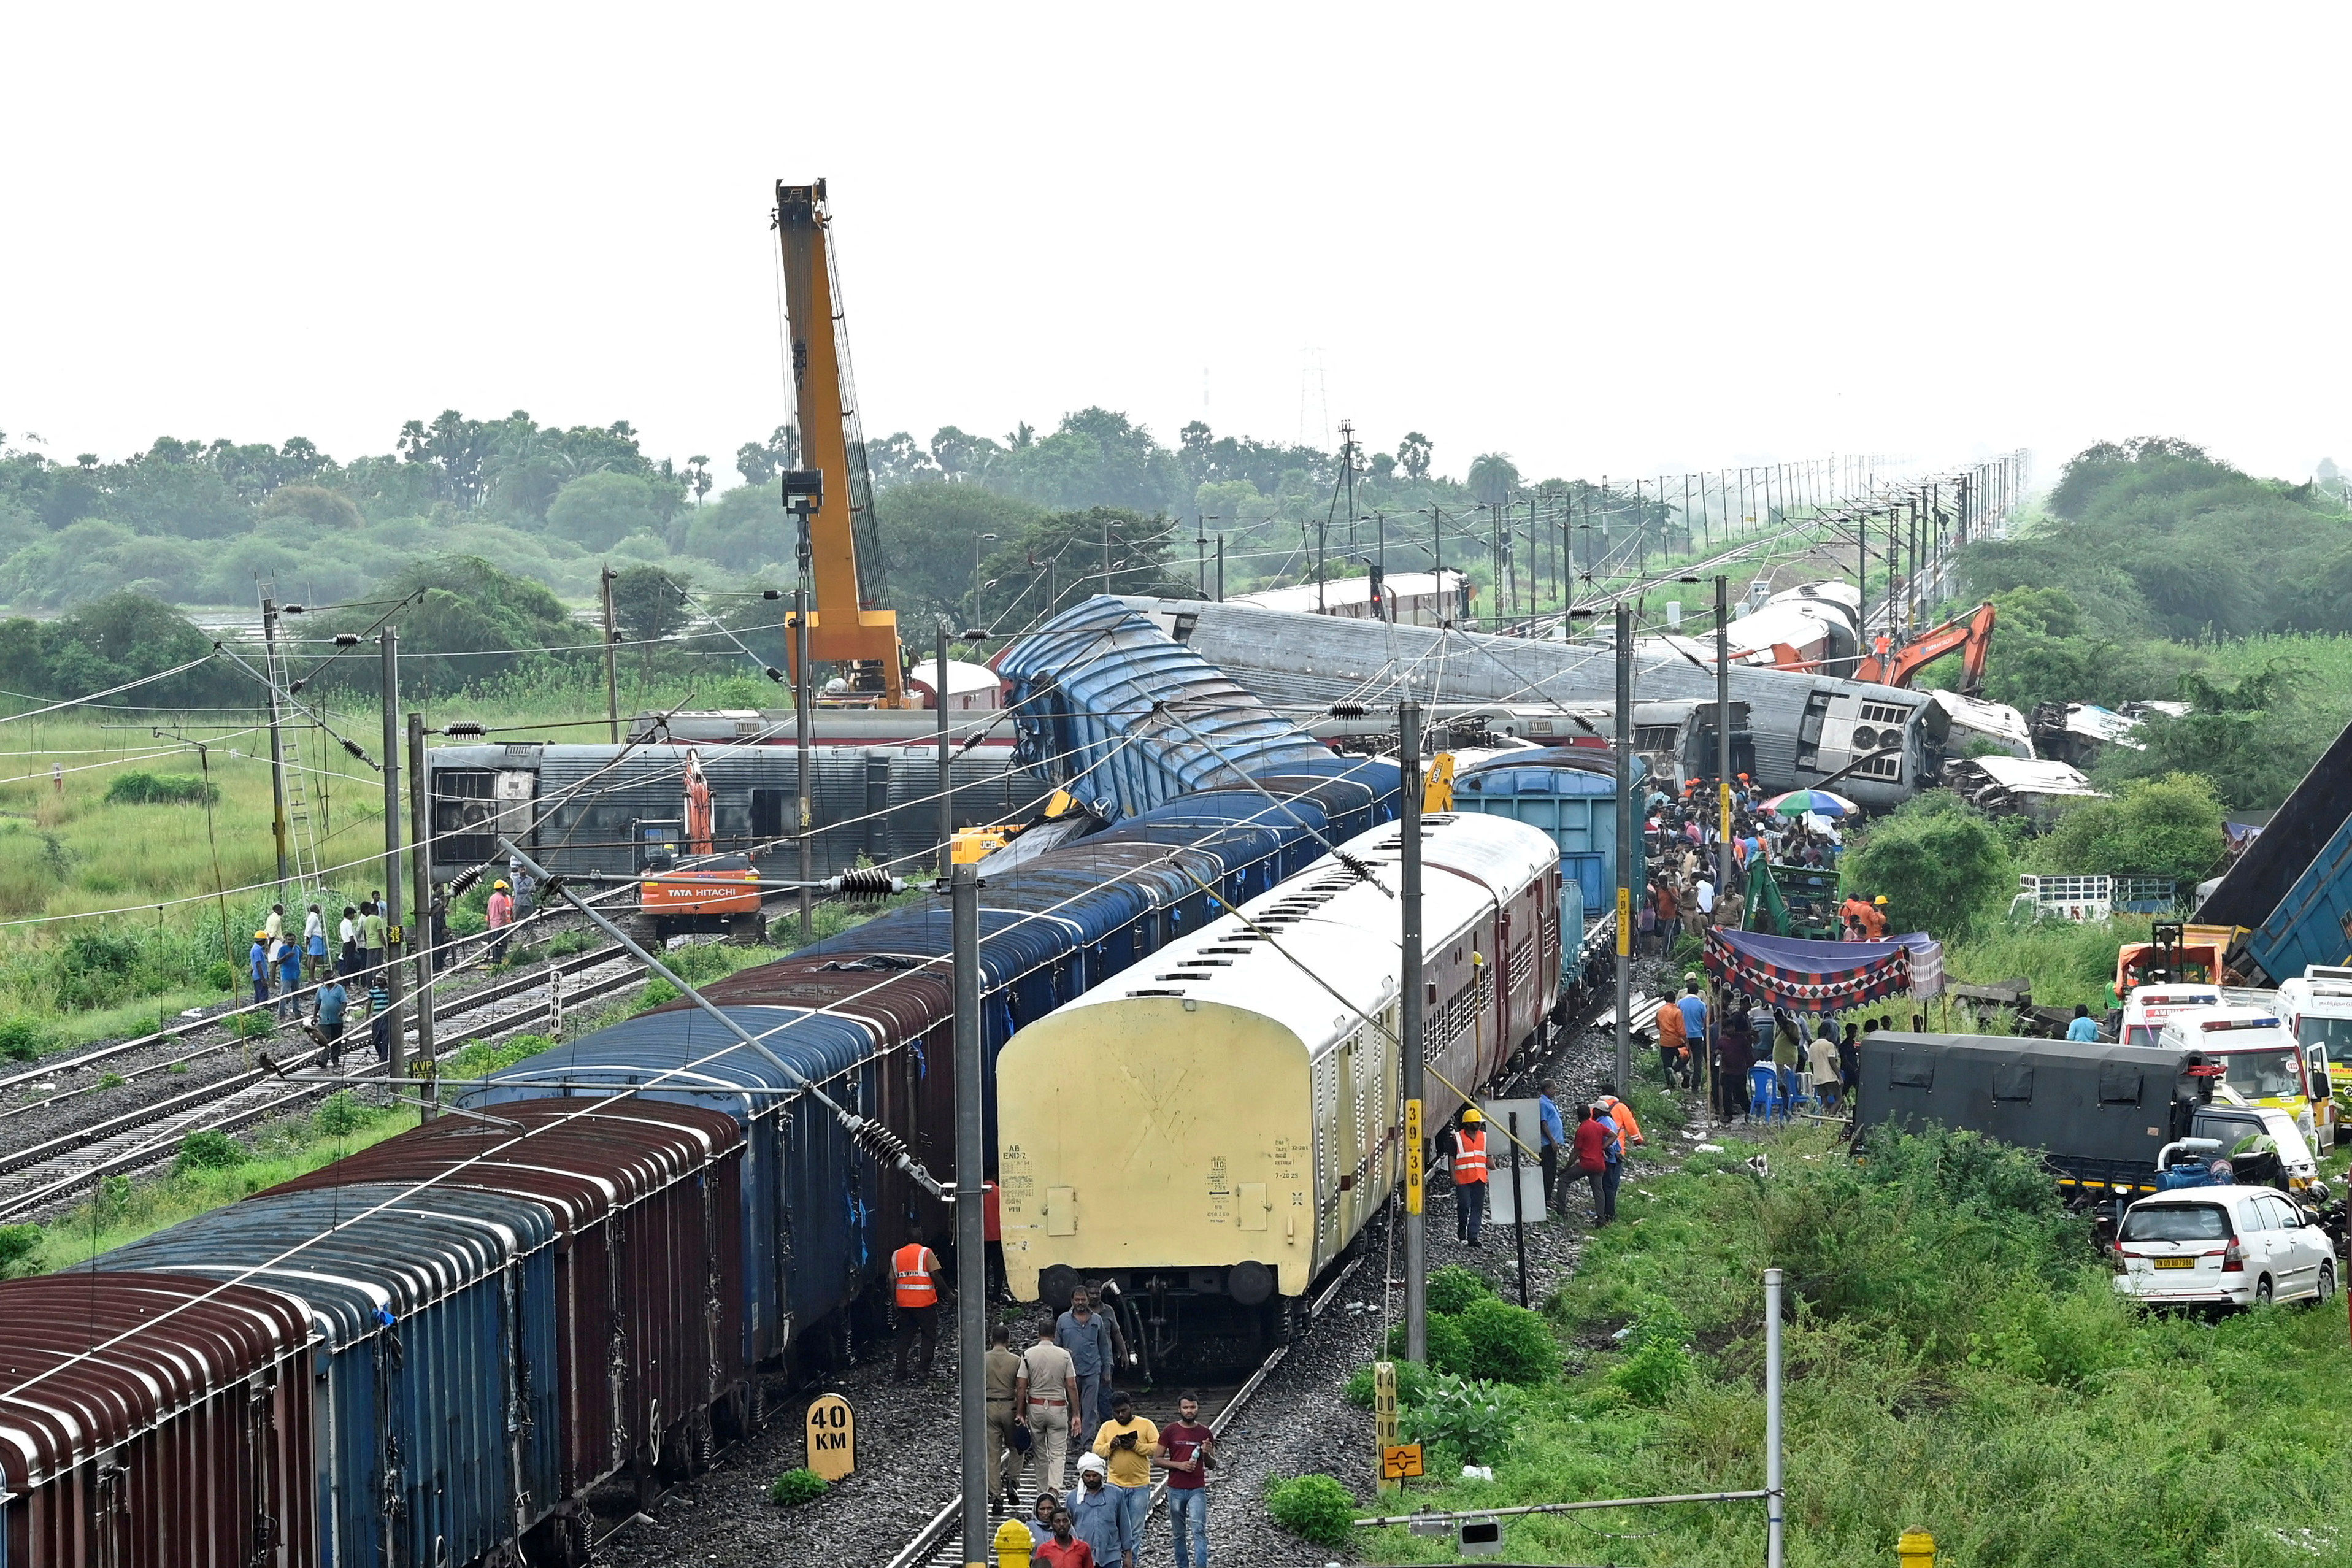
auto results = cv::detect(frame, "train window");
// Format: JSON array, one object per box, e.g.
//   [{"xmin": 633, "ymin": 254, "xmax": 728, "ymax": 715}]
[
  {"xmin": 1859, "ymin": 702, "xmax": 1909, "ymax": 725},
  {"xmin": 1793, "ymin": 692, "xmax": 1833, "ymax": 770},
  {"xmin": 750, "ymin": 790, "xmax": 788, "ymax": 840}
]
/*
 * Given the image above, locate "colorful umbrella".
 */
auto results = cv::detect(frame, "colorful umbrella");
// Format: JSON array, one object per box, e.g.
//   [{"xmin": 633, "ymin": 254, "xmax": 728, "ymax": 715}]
[{"xmin": 1761, "ymin": 789, "xmax": 1858, "ymax": 818}]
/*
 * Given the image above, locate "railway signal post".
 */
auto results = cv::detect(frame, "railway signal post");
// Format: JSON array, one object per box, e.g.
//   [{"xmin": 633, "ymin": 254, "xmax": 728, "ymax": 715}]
[
  {"xmin": 379, "ymin": 628, "xmax": 405, "ymax": 1088},
  {"xmin": 1399, "ymin": 699, "xmax": 1427, "ymax": 1363},
  {"xmin": 952, "ymin": 859, "xmax": 986, "ymax": 1567}
]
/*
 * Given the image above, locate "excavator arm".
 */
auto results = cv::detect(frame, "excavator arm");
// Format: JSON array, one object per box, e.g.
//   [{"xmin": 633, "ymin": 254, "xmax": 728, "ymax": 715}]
[
  {"xmin": 1855, "ymin": 601, "xmax": 1997, "ymax": 692},
  {"xmin": 775, "ymin": 179, "xmax": 910, "ymax": 707}
]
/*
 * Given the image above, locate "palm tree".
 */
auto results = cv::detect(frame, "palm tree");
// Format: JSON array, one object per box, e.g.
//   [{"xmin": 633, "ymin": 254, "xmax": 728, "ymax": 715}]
[{"xmin": 1468, "ymin": 452, "xmax": 1520, "ymax": 507}]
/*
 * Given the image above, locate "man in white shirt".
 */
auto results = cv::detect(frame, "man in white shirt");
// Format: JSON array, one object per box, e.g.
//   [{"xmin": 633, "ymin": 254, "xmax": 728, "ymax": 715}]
[{"xmin": 1694, "ymin": 877, "xmax": 1715, "ymax": 918}]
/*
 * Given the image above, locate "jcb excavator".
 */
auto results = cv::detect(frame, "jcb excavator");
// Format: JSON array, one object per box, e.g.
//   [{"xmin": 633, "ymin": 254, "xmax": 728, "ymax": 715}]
[
  {"xmin": 1854, "ymin": 601, "xmax": 1997, "ymax": 693},
  {"xmin": 774, "ymin": 179, "xmax": 917, "ymax": 708}
]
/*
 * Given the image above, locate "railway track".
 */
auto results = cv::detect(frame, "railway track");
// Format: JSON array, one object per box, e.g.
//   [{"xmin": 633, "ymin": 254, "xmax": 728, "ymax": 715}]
[
  {"xmin": 0, "ymin": 946, "xmax": 650, "ymax": 1223},
  {"xmin": 883, "ymin": 1255, "xmax": 1366, "ymax": 1568}
]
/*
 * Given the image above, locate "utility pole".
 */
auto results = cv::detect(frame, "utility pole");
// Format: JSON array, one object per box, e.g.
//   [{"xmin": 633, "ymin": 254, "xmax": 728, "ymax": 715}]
[
  {"xmin": 406, "ymin": 711, "xmax": 437, "ymax": 1120},
  {"xmin": 378, "ymin": 629, "xmax": 405, "ymax": 1086},
  {"xmin": 1614, "ymin": 602, "xmax": 1634, "ymax": 1090},
  {"xmin": 1716, "ymin": 577, "xmax": 1734, "ymax": 905},
  {"xmin": 795, "ymin": 587, "xmax": 813, "ymax": 945},
  {"xmin": 600, "ymin": 566, "xmax": 621, "ymax": 744},
  {"xmin": 1399, "ymin": 699, "xmax": 1427, "ymax": 1365},
  {"xmin": 1102, "ymin": 519, "xmax": 1113, "ymax": 596},
  {"xmin": 951, "ymin": 858, "xmax": 986, "ymax": 1568},
  {"xmin": 937, "ymin": 626, "xmax": 953, "ymax": 877},
  {"xmin": 258, "ymin": 595, "xmax": 291, "ymax": 887}
]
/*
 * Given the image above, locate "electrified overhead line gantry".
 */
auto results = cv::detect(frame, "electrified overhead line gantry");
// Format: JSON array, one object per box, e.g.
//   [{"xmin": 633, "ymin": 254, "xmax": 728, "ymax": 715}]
[{"xmin": 774, "ymin": 179, "xmax": 915, "ymax": 708}]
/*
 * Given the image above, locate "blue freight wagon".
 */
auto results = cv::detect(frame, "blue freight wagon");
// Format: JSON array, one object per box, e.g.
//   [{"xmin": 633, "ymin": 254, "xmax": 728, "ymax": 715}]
[
  {"xmin": 1450, "ymin": 748, "xmax": 1643, "ymax": 948},
  {"xmin": 89, "ymin": 1184, "xmax": 561, "ymax": 1568},
  {"xmin": 2250, "ymin": 808, "xmax": 2352, "ymax": 983}
]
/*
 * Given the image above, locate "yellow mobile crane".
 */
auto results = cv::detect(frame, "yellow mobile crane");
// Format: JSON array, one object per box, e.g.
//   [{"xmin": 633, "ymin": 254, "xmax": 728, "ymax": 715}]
[{"xmin": 774, "ymin": 179, "xmax": 913, "ymax": 707}]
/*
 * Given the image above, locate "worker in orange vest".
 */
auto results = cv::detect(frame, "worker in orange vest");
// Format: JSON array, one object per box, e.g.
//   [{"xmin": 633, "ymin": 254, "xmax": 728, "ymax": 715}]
[
  {"xmin": 1451, "ymin": 1107, "xmax": 1489, "ymax": 1248},
  {"xmin": 890, "ymin": 1223, "xmax": 945, "ymax": 1382}
]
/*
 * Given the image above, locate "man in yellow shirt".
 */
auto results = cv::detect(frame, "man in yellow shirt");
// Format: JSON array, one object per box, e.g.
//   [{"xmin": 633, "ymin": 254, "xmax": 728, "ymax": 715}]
[{"xmin": 1091, "ymin": 1390, "xmax": 1160, "ymax": 1555}]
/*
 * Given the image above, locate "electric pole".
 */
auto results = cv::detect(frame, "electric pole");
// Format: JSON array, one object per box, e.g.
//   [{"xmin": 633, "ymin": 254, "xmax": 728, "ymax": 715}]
[
  {"xmin": 1614, "ymin": 602, "xmax": 1634, "ymax": 1090},
  {"xmin": 600, "ymin": 566, "xmax": 621, "ymax": 744},
  {"xmin": 1399, "ymin": 699, "xmax": 1427, "ymax": 1364},
  {"xmin": 937, "ymin": 626, "xmax": 953, "ymax": 878},
  {"xmin": 378, "ymin": 629, "xmax": 405, "ymax": 1086},
  {"xmin": 407, "ymin": 710, "xmax": 437, "ymax": 1120},
  {"xmin": 953, "ymin": 858, "xmax": 986, "ymax": 1567},
  {"xmin": 258, "ymin": 596, "xmax": 290, "ymax": 887}
]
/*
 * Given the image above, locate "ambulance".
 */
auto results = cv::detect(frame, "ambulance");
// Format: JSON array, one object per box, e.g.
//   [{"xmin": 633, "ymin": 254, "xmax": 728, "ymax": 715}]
[{"xmin": 2277, "ymin": 965, "xmax": 2352, "ymax": 1149}]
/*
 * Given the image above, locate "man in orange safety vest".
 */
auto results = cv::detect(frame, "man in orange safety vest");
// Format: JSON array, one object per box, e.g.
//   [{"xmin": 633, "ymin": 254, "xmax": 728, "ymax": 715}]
[
  {"xmin": 891, "ymin": 1224, "xmax": 945, "ymax": 1382},
  {"xmin": 1451, "ymin": 1107, "xmax": 1489, "ymax": 1248}
]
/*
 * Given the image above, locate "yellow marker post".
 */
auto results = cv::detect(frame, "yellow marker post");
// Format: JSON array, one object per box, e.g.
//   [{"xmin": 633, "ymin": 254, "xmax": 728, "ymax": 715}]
[
  {"xmin": 1404, "ymin": 1099, "xmax": 1424, "ymax": 1215},
  {"xmin": 1896, "ymin": 1528, "xmax": 1937, "ymax": 1567},
  {"xmin": 1373, "ymin": 1361, "xmax": 1401, "ymax": 1494},
  {"xmin": 804, "ymin": 1393, "xmax": 856, "ymax": 1480},
  {"xmin": 993, "ymin": 1516, "xmax": 1036, "ymax": 1568},
  {"xmin": 1616, "ymin": 886, "xmax": 1631, "ymax": 956}
]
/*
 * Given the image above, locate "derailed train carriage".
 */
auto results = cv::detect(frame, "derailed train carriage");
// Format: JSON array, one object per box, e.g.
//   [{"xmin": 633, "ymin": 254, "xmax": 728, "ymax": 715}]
[
  {"xmin": 423, "ymin": 739, "xmax": 1055, "ymax": 890},
  {"xmin": 996, "ymin": 812, "xmax": 1562, "ymax": 1351},
  {"xmin": 1116, "ymin": 594, "xmax": 1951, "ymax": 810}
]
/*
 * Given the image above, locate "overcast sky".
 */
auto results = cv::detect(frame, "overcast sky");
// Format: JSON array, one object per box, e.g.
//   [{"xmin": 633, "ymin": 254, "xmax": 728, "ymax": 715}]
[{"xmin": 6, "ymin": 4, "xmax": 2346, "ymax": 494}]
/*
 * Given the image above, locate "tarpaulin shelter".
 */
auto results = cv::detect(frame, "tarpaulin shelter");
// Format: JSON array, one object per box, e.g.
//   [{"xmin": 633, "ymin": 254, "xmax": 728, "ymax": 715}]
[{"xmin": 1704, "ymin": 927, "xmax": 1943, "ymax": 1012}]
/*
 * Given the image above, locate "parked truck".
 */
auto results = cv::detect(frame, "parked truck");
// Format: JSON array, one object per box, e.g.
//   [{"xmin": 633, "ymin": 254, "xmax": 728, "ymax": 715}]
[{"xmin": 1854, "ymin": 1032, "xmax": 2327, "ymax": 1209}]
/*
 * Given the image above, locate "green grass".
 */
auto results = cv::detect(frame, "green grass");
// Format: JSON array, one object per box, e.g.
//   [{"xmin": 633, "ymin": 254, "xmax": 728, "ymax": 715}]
[
  {"xmin": 1940, "ymin": 912, "xmax": 2158, "ymax": 1016},
  {"xmin": 2, "ymin": 1093, "xmax": 417, "ymax": 1273},
  {"xmin": 1345, "ymin": 1123, "xmax": 2352, "ymax": 1567}
]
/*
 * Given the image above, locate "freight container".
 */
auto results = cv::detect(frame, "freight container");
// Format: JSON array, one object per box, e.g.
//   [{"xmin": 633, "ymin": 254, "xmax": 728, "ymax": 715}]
[
  {"xmin": 256, "ymin": 1100, "xmax": 748, "ymax": 1550},
  {"xmin": 90, "ymin": 1185, "xmax": 560, "ymax": 1568},
  {"xmin": 0, "ymin": 1273, "xmax": 316, "ymax": 1568},
  {"xmin": 2248, "ymin": 808, "xmax": 2352, "ymax": 985},
  {"xmin": 1449, "ymin": 748, "xmax": 1642, "ymax": 936}
]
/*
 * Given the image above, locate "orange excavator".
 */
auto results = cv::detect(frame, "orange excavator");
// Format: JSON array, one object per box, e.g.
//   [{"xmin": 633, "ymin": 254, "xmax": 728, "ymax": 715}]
[
  {"xmin": 636, "ymin": 748, "xmax": 767, "ymax": 943},
  {"xmin": 774, "ymin": 180, "xmax": 917, "ymax": 709},
  {"xmin": 1854, "ymin": 601, "xmax": 1997, "ymax": 693}
]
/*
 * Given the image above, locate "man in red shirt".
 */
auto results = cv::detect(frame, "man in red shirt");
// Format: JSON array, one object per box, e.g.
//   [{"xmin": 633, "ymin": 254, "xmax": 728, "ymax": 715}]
[
  {"xmin": 1572, "ymin": 1104, "xmax": 1610, "ymax": 1224},
  {"xmin": 1034, "ymin": 1508, "xmax": 1096, "ymax": 1568},
  {"xmin": 1161, "ymin": 1392, "xmax": 1215, "ymax": 1568}
]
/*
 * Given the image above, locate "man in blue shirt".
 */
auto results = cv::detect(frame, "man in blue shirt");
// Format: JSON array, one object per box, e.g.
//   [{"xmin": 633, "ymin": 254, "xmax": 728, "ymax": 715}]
[
  {"xmin": 275, "ymin": 938, "xmax": 303, "ymax": 1021},
  {"xmin": 313, "ymin": 977, "xmax": 350, "ymax": 1069},
  {"xmin": 2066, "ymin": 1004, "xmax": 2100, "ymax": 1042},
  {"xmin": 1677, "ymin": 982, "xmax": 1710, "ymax": 1067},
  {"xmin": 248, "ymin": 932, "xmax": 271, "ymax": 1012},
  {"xmin": 1055, "ymin": 1286, "xmax": 1127, "ymax": 1447},
  {"xmin": 1537, "ymin": 1082, "xmax": 1567, "ymax": 1210},
  {"xmin": 1066, "ymin": 1454, "xmax": 1132, "ymax": 1568}
]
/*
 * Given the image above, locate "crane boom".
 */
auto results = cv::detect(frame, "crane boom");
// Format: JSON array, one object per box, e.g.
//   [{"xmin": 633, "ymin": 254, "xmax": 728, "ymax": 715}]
[{"xmin": 775, "ymin": 179, "xmax": 909, "ymax": 707}]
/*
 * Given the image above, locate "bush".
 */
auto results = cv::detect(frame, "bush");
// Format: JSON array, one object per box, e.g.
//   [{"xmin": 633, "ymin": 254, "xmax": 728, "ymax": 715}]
[
  {"xmin": 1342, "ymin": 1358, "xmax": 1436, "ymax": 1411},
  {"xmin": 1264, "ymin": 1474, "xmax": 1356, "ymax": 1547},
  {"xmin": 0, "ymin": 1224, "xmax": 40, "ymax": 1278},
  {"xmin": 1426, "ymin": 1264, "xmax": 1496, "ymax": 1316},
  {"xmin": 1386, "ymin": 1311, "xmax": 1472, "ymax": 1377},
  {"xmin": 1455, "ymin": 1296, "xmax": 1559, "ymax": 1385},
  {"xmin": 102, "ymin": 771, "xmax": 219, "ymax": 806},
  {"xmin": 1610, "ymin": 1299, "xmax": 1694, "ymax": 1405},
  {"xmin": 767, "ymin": 1468, "xmax": 827, "ymax": 1507},
  {"xmin": 312, "ymin": 1091, "xmax": 372, "ymax": 1137},
  {"xmin": 204, "ymin": 959, "xmax": 237, "ymax": 993},
  {"xmin": 173, "ymin": 1129, "xmax": 247, "ymax": 1175},
  {"xmin": 0, "ymin": 1015, "xmax": 50, "ymax": 1061},
  {"xmin": 1404, "ymin": 1373, "xmax": 1518, "ymax": 1466}
]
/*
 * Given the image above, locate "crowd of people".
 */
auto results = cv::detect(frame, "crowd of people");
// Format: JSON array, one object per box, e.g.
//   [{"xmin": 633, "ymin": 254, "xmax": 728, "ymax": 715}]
[
  {"xmin": 905, "ymin": 1246, "xmax": 1215, "ymax": 1568},
  {"xmin": 1633, "ymin": 775, "xmax": 1859, "ymax": 951},
  {"xmin": 1643, "ymin": 968, "xmax": 1927, "ymax": 1121}
]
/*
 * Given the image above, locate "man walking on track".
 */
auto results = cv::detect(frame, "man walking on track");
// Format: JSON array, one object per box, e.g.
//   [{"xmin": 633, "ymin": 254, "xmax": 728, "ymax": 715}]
[
  {"xmin": 1056, "ymin": 1286, "xmax": 1124, "ymax": 1445},
  {"xmin": 1017, "ymin": 1317, "xmax": 1080, "ymax": 1492},
  {"xmin": 985, "ymin": 1322, "xmax": 1028, "ymax": 1508},
  {"xmin": 1451, "ymin": 1106, "xmax": 1489, "ymax": 1247},
  {"xmin": 890, "ymin": 1226, "xmax": 943, "ymax": 1382},
  {"xmin": 1161, "ymin": 1391, "xmax": 1215, "ymax": 1568}
]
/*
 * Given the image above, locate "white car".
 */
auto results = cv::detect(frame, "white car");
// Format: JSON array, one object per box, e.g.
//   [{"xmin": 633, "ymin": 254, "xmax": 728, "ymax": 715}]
[{"xmin": 2112, "ymin": 1186, "xmax": 2337, "ymax": 1309}]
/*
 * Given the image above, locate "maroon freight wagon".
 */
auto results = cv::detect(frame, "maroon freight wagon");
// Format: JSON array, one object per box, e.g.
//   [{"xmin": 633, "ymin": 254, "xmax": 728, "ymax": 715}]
[
  {"xmin": 0, "ymin": 1273, "xmax": 317, "ymax": 1568},
  {"xmin": 259, "ymin": 1097, "xmax": 748, "ymax": 1551}
]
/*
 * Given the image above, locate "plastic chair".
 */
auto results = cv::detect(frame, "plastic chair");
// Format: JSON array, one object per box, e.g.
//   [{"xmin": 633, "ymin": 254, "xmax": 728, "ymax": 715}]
[
  {"xmin": 1784, "ymin": 1065, "xmax": 1820, "ymax": 1118},
  {"xmin": 1746, "ymin": 1064, "xmax": 1782, "ymax": 1123}
]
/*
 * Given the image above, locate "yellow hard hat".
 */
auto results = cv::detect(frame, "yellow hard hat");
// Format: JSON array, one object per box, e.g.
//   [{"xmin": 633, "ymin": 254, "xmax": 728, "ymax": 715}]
[
  {"xmin": 1874, "ymin": 895, "xmax": 1888, "ymax": 905},
  {"xmin": 255, "ymin": 930, "xmax": 269, "ymax": 940},
  {"xmin": 1460, "ymin": 1106, "xmax": 1484, "ymax": 1124},
  {"xmin": 494, "ymin": 880, "xmax": 510, "ymax": 890}
]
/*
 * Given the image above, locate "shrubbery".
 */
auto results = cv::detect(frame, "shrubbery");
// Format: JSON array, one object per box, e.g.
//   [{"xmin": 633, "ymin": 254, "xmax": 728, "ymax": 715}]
[
  {"xmin": 1264, "ymin": 1473, "xmax": 1356, "ymax": 1546},
  {"xmin": 102, "ymin": 772, "xmax": 218, "ymax": 807},
  {"xmin": 767, "ymin": 1469, "xmax": 827, "ymax": 1507},
  {"xmin": 172, "ymin": 1129, "xmax": 247, "ymax": 1175},
  {"xmin": 1384, "ymin": 1286, "xmax": 1556, "ymax": 1385}
]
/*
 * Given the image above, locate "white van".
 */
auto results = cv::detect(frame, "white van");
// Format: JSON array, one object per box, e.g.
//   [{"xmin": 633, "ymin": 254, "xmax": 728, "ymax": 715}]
[
  {"xmin": 2118, "ymin": 983, "xmax": 2223, "ymax": 1047},
  {"xmin": 2113, "ymin": 1186, "xmax": 2335, "ymax": 1309},
  {"xmin": 2278, "ymin": 966, "xmax": 2352, "ymax": 1148},
  {"xmin": 2157, "ymin": 1007, "xmax": 2324, "ymax": 1153}
]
